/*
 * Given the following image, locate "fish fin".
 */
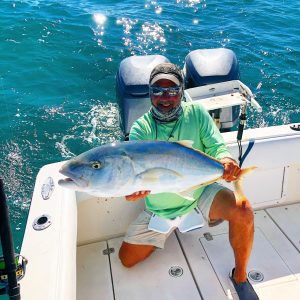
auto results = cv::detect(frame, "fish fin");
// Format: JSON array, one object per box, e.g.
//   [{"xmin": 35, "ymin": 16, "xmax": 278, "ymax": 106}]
[
  {"xmin": 240, "ymin": 166, "xmax": 257, "ymax": 176},
  {"xmin": 176, "ymin": 191, "xmax": 195, "ymax": 201},
  {"xmin": 175, "ymin": 140, "xmax": 194, "ymax": 148},
  {"xmin": 233, "ymin": 166, "xmax": 256, "ymax": 207},
  {"xmin": 177, "ymin": 175, "xmax": 224, "ymax": 201},
  {"xmin": 176, "ymin": 166, "xmax": 256, "ymax": 204},
  {"xmin": 179, "ymin": 166, "xmax": 256, "ymax": 206},
  {"xmin": 178, "ymin": 166, "xmax": 256, "ymax": 202},
  {"xmin": 185, "ymin": 176, "xmax": 224, "ymax": 192},
  {"xmin": 136, "ymin": 168, "xmax": 182, "ymax": 183}
]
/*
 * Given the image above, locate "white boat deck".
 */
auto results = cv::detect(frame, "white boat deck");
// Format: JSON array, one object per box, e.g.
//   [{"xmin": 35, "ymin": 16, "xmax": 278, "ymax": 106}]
[{"xmin": 77, "ymin": 203, "xmax": 300, "ymax": 300}]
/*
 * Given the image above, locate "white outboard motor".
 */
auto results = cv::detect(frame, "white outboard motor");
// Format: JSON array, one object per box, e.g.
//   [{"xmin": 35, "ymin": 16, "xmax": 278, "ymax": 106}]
[
  {"xmin": 184, "ymin": 48, "xmax": 240, "ymax": 131},
  {"xmin": 117, "ymin": 48, "xmax": 241, "ymax": 139},
  {"xmin": 116, "ymin": 55, "xmax": 169, "ymax": 140}
]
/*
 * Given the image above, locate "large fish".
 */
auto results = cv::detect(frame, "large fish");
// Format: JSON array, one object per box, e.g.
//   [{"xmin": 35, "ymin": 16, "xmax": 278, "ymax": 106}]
[{"xmin": 58, "ymin": 140, "xmax": 253, "ymax": 202}]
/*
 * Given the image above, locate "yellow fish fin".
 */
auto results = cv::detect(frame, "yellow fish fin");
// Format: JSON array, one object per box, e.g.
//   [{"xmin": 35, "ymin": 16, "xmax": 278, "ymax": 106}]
[
  {"xmin": 186, "ymin": 176, "xmax": 224, "ymax": 192},
  {"xmin": 176, "ymin": 175, "xmax": 224, "ymax": 201},
  {"xmin": 176, "ymin": 190, "xmax": 195, "ymax": 201},
  {"xmin": 177, "ymin": 166, "xmax": 256, "ymax": 205},
  {"xmin": 233, "ymin": 166, "xmax": 256, "ymax": 206}
]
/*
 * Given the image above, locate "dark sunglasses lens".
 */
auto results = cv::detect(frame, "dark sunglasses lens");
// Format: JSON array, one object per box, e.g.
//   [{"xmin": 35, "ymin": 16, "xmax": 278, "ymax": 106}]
[
  {"xmin": 168, "ymin": 87, "xmax": 180, "ymax": 96},
  {"xmin": 151, "ymin": 87, "xmax": 163, "ymax": 96},
  {"xmin": 150, "ymin": 86, "xmax": 181, "ymax": 96}
]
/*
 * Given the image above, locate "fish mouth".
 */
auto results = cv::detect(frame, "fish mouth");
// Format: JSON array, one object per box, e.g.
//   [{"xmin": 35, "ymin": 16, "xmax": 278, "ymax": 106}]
[
  {"xmin": 58, "ymin": 176, "xmax": 89, "ymax": 189},
  {"xmin": 58, "ymin": 165, "xmax": 89, "ymax": 188}
]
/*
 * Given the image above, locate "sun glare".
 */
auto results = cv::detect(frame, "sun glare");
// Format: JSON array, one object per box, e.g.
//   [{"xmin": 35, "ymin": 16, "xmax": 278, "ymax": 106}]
[{"xmin": 93, "ymin": 13, "xmax": 107, "ymax": 26}]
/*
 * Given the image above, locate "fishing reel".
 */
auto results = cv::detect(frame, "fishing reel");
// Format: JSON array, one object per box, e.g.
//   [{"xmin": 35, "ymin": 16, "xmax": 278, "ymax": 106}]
[{"xmin": 0, "ymin": 254, "xmax": 27, "ymax": 295}]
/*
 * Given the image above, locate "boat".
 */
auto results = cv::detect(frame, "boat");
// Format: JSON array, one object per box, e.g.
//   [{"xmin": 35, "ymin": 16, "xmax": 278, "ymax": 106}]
[{"xmin": 5, "ymin": 48, "xmax": 300, "ymax": 299}]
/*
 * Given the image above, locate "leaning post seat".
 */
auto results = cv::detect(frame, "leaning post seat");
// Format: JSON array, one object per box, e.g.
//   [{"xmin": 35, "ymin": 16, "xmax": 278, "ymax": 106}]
[{"xmin": 116, "ymin": 55, "xmax": 169, "ymax": 140}]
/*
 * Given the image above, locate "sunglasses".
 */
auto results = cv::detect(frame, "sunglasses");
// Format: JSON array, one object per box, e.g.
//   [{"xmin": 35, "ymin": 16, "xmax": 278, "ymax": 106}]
[{"xmin": 150, "ymin": 86, "xmax": 181, "ymax": 97}]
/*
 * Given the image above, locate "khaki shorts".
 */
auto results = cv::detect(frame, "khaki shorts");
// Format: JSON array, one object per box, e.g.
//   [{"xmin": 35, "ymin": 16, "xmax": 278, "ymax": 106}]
[{"xmin": 123, "ymin": 183, "xmax": 227, "ymax": 248}]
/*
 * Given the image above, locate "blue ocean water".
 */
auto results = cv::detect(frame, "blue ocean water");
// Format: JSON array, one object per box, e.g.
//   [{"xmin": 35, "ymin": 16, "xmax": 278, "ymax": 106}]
[{"xmin": 0, "ymin": 0, "xmax": 299, "ymax": 254}]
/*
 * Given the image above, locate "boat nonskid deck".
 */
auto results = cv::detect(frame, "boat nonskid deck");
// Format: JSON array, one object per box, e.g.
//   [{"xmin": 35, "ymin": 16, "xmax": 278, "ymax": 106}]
[{"xmin": 77, "ymin": 203, "xmax": 300, "ymax": 300}]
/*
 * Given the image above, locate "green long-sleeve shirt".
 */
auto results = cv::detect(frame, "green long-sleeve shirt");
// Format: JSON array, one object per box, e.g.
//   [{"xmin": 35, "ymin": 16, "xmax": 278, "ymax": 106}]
[{"xmin": 129, "ymin": 101, "xmax": 232, "ymax": 219}]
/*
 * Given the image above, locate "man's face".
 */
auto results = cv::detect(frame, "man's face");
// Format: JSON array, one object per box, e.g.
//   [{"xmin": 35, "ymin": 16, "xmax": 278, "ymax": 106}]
[{"xmin": 150, "ymin": 79, "xmax": 182, "ymax": 114}]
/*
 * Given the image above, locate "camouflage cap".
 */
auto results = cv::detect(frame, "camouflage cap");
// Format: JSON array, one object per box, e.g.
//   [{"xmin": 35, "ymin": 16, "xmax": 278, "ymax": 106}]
[{"xmin": 149, "ymin": 63, "xmax": 183, "ymax": 86}]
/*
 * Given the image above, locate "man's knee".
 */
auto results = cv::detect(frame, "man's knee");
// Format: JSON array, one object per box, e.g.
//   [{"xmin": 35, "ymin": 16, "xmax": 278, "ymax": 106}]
[
  {"xmin": 209, "ymin": 189, "xmax": 254, "ymax": 224},
  {"xmin": 118, "ymin": 241, "xmax": 155, "ymax": 268},
  {"xmin": 229, "ymin": 197, "xmax": 254, "ymax": 226},
  {"xmin": 233, "ymin": 204, "xmax": 254, "ymax": 225}
]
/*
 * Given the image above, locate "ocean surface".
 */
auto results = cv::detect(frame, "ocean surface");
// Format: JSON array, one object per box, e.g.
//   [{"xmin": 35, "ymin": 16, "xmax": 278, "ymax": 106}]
[{"xmin": 0, "ymin": 0, "xmax": 299, "ymax": 255}]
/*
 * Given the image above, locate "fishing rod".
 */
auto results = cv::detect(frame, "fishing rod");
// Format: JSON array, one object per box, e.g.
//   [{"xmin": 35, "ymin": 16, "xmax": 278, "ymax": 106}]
[
  {"xmin": 236, "ymin": 84, "xmax": 261, "ymax": 167},
  {"xmin": 0, "ymin": 179, "xmax": 21, "ymax": 300}
]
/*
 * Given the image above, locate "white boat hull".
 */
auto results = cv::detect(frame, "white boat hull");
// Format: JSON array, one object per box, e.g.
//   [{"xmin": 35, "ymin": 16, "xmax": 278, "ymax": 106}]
[{"xmin": 19, "ymin": 124, "xmax": 300, "ymax": 300}]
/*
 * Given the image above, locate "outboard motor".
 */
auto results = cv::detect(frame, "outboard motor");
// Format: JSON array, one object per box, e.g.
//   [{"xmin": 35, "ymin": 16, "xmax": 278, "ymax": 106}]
[
  {"xmin": 117, "ymin": 49, "xmax": 242, "ymax": 138},
  {"xmin": 116, "ymin": 55, "xmax": 169, "ymax": 140},
  {"xmin": 184, "ymin": 48, "xmax": 239, "ymax": 87},
  {"xmin": 184, "ymin": 48, "xmax": 240, "ymax": 131}
]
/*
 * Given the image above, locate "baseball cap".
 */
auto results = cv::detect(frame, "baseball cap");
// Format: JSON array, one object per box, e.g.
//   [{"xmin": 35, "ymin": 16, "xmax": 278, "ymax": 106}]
[{"xmin": 149, "ymin": 63, "xmax": 183, "ymax": 86}]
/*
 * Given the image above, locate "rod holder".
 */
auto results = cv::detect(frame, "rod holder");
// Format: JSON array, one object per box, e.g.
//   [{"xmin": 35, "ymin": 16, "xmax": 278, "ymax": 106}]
[{"xmin": 0, "ymin": 179, "xmax": 21, "ymax": 300}]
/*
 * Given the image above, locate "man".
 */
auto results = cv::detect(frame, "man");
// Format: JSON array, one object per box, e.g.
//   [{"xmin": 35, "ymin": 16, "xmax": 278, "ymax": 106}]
[{"xmin": 119, "ymin": 63, "xmax": 259, "ymax": 300}]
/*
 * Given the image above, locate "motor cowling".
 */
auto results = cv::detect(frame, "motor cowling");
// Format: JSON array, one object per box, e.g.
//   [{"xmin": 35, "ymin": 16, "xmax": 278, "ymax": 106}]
[
  {"xmin": 184, "ymin": 48, "xmax": 239, "ymax": 88},
  {"xmin": 116, "ymin": 55, "xmax": 169, "ymax": 140}
]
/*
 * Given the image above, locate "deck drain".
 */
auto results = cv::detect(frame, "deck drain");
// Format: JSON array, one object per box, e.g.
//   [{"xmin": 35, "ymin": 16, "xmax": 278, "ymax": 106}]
[
  {"xmin": 169, "ymin": 266, "xmax": 183, "ymax": 277},
  {"xmin": 248, "ymin": 270, "xmax": 264, "ymax": 282},
  {"xmin": 33, "ymin": 214, "xmax": 52, "ymax": 231}
]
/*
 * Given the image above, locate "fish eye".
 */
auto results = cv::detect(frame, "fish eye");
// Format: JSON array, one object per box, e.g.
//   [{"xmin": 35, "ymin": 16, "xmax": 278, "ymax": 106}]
[{"xmin": 91, "ymin": 161, "xmax": 102, "ymax": 169}]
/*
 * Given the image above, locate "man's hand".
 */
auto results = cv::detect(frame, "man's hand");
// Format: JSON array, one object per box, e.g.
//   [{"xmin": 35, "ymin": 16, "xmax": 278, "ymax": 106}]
[
  {"xmin": 125, "ymin": 191, "xmax": 151, "ymax": 202},
  {"xmin": 220, "ymin": 157, "xmax": 241, "ymax": 181}
]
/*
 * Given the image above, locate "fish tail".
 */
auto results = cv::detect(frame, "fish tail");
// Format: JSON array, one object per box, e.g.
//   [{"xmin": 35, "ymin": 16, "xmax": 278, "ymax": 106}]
[
  {"xmin": 240, "ymin": 166, "xmax": 257, "ymax": 177},
  {"xmin": 233, "ymin": 166, "xmax": 256, "ymax": 208},
  {"xmin": 233, "ymin": 178, "xmax": 247, "ymax": 208}
]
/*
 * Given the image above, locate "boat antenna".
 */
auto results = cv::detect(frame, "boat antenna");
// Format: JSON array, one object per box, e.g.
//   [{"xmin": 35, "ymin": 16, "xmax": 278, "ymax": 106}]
[{"xmin": 0, "ymin": 179, "xmax": 21, "ymax": 300}]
